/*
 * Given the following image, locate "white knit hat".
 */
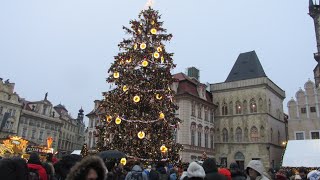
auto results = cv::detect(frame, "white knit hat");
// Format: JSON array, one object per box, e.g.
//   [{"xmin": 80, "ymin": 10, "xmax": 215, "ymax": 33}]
[{"xmin": 187, "ymin": 162, "xmax": 206, "ymax": 178}]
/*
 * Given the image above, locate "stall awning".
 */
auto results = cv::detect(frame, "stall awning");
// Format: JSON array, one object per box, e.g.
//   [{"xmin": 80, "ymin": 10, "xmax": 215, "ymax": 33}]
[{"xmin": 282, "ymin": 139, "xmax": 320, "ymax": 167}]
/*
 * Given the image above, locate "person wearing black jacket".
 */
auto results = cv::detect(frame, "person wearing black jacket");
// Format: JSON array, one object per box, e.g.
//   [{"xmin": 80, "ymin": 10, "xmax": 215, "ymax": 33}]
[
  {"xmin": 202, "ymin": 158, "xmax": 227, "ymax": 180},
  {"xmin": 229, "ymin": 163, "xmax": 246, "ymax": 180}
]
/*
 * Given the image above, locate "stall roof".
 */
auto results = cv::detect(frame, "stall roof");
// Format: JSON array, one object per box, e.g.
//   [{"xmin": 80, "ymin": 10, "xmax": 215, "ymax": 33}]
[
  {"xmin": 282, "ymin": 139, "xmax": 320, "ymax": 167},
  {"xmin": 71, "ymin": 150, "xmax": 81, "ymax": 155}
]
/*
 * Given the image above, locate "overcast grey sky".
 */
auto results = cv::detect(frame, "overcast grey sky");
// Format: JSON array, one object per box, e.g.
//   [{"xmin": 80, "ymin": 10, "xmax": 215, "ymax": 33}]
[{"xmin": 0, "ymin": 0, "xmax": 316, "ymax": 124}]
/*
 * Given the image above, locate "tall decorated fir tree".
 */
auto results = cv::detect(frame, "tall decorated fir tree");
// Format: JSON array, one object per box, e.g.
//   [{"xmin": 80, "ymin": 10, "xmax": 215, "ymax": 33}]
[{"xmin": 96, "ymin": 7, "xmax": 182, "ymax": 162}]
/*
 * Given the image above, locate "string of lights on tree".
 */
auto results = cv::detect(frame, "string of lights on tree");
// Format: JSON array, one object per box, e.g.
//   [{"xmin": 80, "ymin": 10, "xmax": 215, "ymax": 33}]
[{"xmin": 95, "ymin": 7, "xmax": 183, "ymax": 162}]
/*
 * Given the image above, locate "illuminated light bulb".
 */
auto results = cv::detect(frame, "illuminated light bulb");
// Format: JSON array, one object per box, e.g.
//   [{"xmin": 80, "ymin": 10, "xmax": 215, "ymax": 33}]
[
  {"xmin": 160, "ymin": 145, "xmax": 167, "ymax": 153},
  {"xmin": 159, "ymin": 112, "xmax": 165, "ymax": 119},
  {"xmin": 106, "ymin": 115, "xmax": 112, "ymax": 123},
  {"xmin": 142, "ymin": 60, "xmax": 149, "ymax": 67},
  {"xmin": 138, "ymin": 131, "xmax": 145, "ymax": 139},
  {"xmin": 113, "ymin": 72, "xmax": 119, "ymax": 78},
  {"xmin": 138, "ymin": 29, "xmax": 142, "ymax": 34},
  {"xmin": 157, "ymin": 47, "xmax": 162, "ymax": 52},
  {"xmin": 140, "ymin": 43, "xmax": 146, "ymax": 50},
  {"xmin": 150, "ymin": 28, "xmax": 157, "ymax": 34},
  {"xmin": 134, "ymin": 44, "xmax": 138, "ymax": 50},
  {"xmin": 123, "ymin": 85, "xmax": 128, "ymax": 92},
  {"xmin": 126, "ymin": 58, "xmax": 132, "ymax": 63},
  {"xmin": 156, "ymin": 94, "xmax": 163, "ymax": 100},
  {"xmin": 120, "ymin": 158, "xmax": 127, "ymax": 165},
  {"xmin": 153, "ymin": 52, "xmax": 160, "ymax": 59},
  {"xmin": 133, "ymin": 95, "xmax": 140, "ymax": 103},
  {"xmin": 151, "ymin": 21, "xmax": 155, "ymax": 25},
  {"xmin": 115, "ymin": 117, "xmax": 121, "ymax": 124}
]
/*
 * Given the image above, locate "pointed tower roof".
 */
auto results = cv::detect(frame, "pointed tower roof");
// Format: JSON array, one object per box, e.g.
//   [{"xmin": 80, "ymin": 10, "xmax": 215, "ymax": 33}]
[{"xmin": 225, "ymin": 51, "xmax": 267, "ymax": 82}]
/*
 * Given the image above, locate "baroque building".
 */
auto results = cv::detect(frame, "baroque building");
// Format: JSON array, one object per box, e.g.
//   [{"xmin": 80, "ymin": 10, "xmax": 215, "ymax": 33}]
[
  {"xmin": 172, "ymin": 69, "xmax": 215, "ymax": 162},
  {"xmin": 86, "ymin": 100, "xmax": 101, "ymax": 149},
  {"xmin": 286, "ymin": 0, "xmax": 320, "ymax": 141},
  {"xmin": 0, "ymin": 79, "xmax": 23, "ymax": 138},
  {"xmin": 18, "ymin": 93, "xmax": 62, "ymax": 150},
  {"xmin": 211, "ymin": 51, "xmax": 286, "ymax": 169},
  {"xmin": 55, "ymin": 104, "xmax": 85, "ymax": 155}
]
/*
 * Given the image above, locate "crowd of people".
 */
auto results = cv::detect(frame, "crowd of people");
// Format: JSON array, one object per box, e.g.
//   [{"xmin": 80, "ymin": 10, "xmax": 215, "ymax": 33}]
[{"xmin": 0, "ymin": 153, "xmax": 319, "ymax": 180}]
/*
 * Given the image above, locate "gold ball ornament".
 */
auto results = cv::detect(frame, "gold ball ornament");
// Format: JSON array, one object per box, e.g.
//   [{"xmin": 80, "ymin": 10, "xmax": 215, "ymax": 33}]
[
  {"xmin": 140, "ymin": 43, "xmax": 146, "ymax": 50},
  {"xmin": 160, "ymin": 145, "xmax": 168, "ymax": 153},
  {"xmin": 113, "ymin": 72, "xmax": 120, "ymax": 78},
  {"xmin": 115, "ymin": 117, "xmax": 122, "ymax": 124},
  {"xmin": 137, "ymin": 131, "xmax": 145, "ymax": 139},
  {"xmin": 157, "ymin": 47, "xmax": 162, "ymax": 52},
  {"xmin": 142, "ymin": 60, "xmax": 149, "ymax": 67},
  {"xmin": 151, "ymin": 21, "xmax": 155, "ymax": 25},
  {"xmin": 156, "ymin": 94, "xmax": 163, "ymax": 100},
  {"xmin": 133, "ymin": 95, "xmax": 140, "ymax": 103},
  {"xmin": 106, "ymin": 115, "xmax": 112, "ymax": 123},
  {"xmin": 120, "ymin": 158, "xmax": 127, "ymax": 165},
  {"xmin": 153, "ymin": 52, "xmax": 160, "ymax": 59},
  {"xmin": 151, "ymin": 28, "xmax": 157, "ymax": 34},
  {"xmin": 138, "ymin": 29, "xmax": 142, "ymax": 34},
  {"xmin": 159, "ymin": 112, "xmax": 165, "ymax": 119},
  {"xmin": 134, "ymin": 44, "xmax": 138, "ymax": 50},
  {"xmin": 123, "ymin": 85, "xmax": 128, "ymax": 92},
  {"xmin": 126, "ymin": 58, "xmax": 132, "ymax": 63}
]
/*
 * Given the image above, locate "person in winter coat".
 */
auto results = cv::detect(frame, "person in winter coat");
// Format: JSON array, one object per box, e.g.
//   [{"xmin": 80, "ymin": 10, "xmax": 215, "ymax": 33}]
[
  {"xmin": 219, "ymin": 168, "xmax": 232, "ymax": 180},
  {"xmin": 170, "ymin": 168, "xmax": 178, "ymax": 180},
  {"xmin": 245, "ymin": 160, "xmax": 269, "ymax": 180},
  {"xmin": 28, "ymin": 152, "xmax": 48, "ymax": 180},
  {"xmin": 202, "ymin": 158, "xmax": 227, "ymax": 180},
  {"xmin": 185, "ymin": 162, "xmax": 205, "ymax": 180},
  {"xmin": 125, "ymin": 164, "xmax": 149, "ymax": 180},
  {"xmin": 0, "ymin": 157, "xmax": 29, "ymax": 180},
  {"xmin": 66, "ymin": 156, "xmax": 106, "ymax": 180},
  {"xmin": 54, "ymin": 154, "xmax": 82, "ymax": 180},
  {"xmin": 229, "ymin": 162, "xmax": 246, "ymax": 180}
]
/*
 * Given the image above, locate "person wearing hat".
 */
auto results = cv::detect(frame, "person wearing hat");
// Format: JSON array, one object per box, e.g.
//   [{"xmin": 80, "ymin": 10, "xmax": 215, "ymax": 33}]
[
  {"xmin": 185, "ymin": 162, "xmax": 206, "ymax": 180},
  {"xmin": 245, "ymin": 160, "xmax": 269, "ymax": 180},
  {"xmin": 229, "ymin": 162, "xmax": 246, "ymax": 180},
  {"xmin": 202, "ymin": 158, "xmax": 227, "ymax": 180}
]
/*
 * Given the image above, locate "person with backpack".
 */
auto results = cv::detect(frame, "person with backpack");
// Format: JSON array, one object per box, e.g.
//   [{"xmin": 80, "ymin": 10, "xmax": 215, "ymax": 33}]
[
  {"xmin": 0, "ymin": 157, "xmax": 29, "ymax": 180},
  {"xmin": 125, "ymin": 162, "xmax": 149, "ymax": 180},
  {"xmin": 27, "ymin": 152, "xmax": 48, "ymax": 180}
]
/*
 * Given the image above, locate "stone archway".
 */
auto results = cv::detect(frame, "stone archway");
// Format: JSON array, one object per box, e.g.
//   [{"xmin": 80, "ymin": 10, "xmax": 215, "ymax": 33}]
[{"xmin": 234, "ymin": 151, "xmax": 245, "ymax": 170}]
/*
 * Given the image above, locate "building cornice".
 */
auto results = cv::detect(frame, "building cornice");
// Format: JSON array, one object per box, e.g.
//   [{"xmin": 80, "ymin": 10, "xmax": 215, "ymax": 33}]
[{"xmin": 21, "ymin": 110, "xmax": 62, "ymax": 124}]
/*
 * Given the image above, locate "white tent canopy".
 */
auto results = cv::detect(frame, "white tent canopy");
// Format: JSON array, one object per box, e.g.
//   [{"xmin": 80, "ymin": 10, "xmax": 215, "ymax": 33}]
[
  {"xmin": 71, "ymin": 150, "xmax": 81, "ymax": 155},
  {"xmin": 282, "ymin": 139, "xmax": 320, "ymax": 167}
]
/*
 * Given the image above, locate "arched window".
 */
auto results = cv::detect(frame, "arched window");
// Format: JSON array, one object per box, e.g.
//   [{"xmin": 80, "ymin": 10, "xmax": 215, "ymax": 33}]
[
  {"xmin": 222, "ymin": 128, "xmax": 228, "ymax": 142},
  {"xmin": 204, "ymin": 127, "xmax": 209, "ymax": 148},
  {"xmin": 250, "ymin": 126, "xmax": 259, "ymax": 142},
  {"xmin": 222, "ymin": 102, "xmax": 228, "ymax": 115},
  {"xmin": 191, "ymin": 122, "xmax": 196, "ymax": 146},
  {"xmin": 260, "ymin": 126, "xmax": 265, "ymax": 141},
  {"xmin": 229, "ymin": 101, "xmax": 233, "ymax": 115},
  {"xmin": 234, "ymin": 152, "xmax": 245, "ymax": 160},
  {"xmin": 270, "ymin": 128, "xmax": 273, "ymax": 142},
  {"xmin": 258, "ymin": 98, "xmax": 263, "ymax": 112},
  {"xmin": 236, "ymin": 127, "xmax": 242, "ymax": 142},
  {"xmin": 235, "ymin": 101, "xmax": 242, "ymax": 114},
  {"xmin": 250, "ymin": 99, "xmax": 257, "ymax": 113},
  {"xmin": 243, "ymin": 100, "xmax": 248, "ymax": 114},
  {"xmin": 198, "ymin": 125, "xmax": 203, "ymax": 147},
  {"xmin": 210, "ymin": 128, "xmax": 214, "ymax": 149},
  {"xmin": 216, "ymin": 128, "xmax": 220, "ymax": 142}
]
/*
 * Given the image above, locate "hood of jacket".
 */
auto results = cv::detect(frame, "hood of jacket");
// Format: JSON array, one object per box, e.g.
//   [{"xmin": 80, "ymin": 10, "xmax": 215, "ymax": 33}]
[
  {"xmin": 132, "ymin": 165, "xmax": 143, "ymax": 172},
  {"xmin": 202, "ymin": 158, "xmax": 218, "ymax": 173},
  {"xmin": 246, "ymin": 160, "xmax": 265, "ymax": 176}
]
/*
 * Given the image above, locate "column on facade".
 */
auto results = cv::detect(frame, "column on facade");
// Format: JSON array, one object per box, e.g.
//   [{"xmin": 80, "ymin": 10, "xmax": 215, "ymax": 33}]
[{"xmin": 305, "ymin": 94, "xmax": 310, "ymax": 119}]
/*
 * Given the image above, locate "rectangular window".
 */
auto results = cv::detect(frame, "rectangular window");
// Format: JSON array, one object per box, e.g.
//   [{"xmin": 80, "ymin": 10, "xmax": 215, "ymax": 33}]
[
  {"xmin": 191, "ymin": 103, "xmax": 196, "ymax": 116},
  {"xmin": 191, "ymin": 131, "xmax": 195, "ymax": 146},
  {"xmin": 295, "ymin": 132, "xmax": 305, "ymax": 140},
  {"xmin": 311, "ymin": 131, "xmax": 320, "ymax": 139},
  {"xmin": 22, "ymin": 128, "xmax": 27, "ymax": 137},
  {"xmin": 310, "ymin": 107, "xmax": 316, "ymax": 113},
  {"xmin": 198, "ymin": 132, "xmax": 202, "ymax": 147},
  {"xmin": 198, "ymin": 106, "xmax": 202, "ymax": 119},
  {"xmin": 205, "ymin": 134, "xmax": 208, "ymax": 148},
  {"xmin": 301, "ymin": 108, "xmax": 307, "ymax": 114},
  {"xmin": 210, "ymin": 135, "xmax": 214, "ymax": 149},
  {"xmin": 204, "ymin": 109, "xmax": 208, "ymax": 121},
  {"xmin": 210, "ymin": 110, "xmax": 214, "ymax": 123}
]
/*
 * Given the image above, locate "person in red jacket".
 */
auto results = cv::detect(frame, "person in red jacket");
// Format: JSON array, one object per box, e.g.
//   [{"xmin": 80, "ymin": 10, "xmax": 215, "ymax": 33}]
[{"xmin": 27, "ymin": 152, "xmax": 48, "ymax": 180}]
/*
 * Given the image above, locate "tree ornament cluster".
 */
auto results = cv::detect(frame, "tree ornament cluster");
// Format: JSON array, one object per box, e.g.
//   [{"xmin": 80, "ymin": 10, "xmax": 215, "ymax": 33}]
[{"xmin": 96, "ymin": 7, "xmax": 182, "ymax": 162}]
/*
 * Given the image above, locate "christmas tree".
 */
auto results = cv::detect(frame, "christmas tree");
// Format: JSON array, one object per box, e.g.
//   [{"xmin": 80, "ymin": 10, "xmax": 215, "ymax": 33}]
[
  {"xmin": 96, "ymin": 7, "xmax": 182, "ymax": 162},
  {"xmin": 80, "ymin": 143, "xmax": 88, "ymax": 158}
]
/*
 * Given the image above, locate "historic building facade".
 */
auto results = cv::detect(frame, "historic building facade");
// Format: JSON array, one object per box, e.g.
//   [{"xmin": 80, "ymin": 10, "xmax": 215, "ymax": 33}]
[
  {"xmin": 0, "ymin": 79, "xmax": 23, "ymax": 138},
  {"xmin": 55, "ymin": 104, "xmax": 85, "ymax": 155},
  {"xmin": 18, "ymin": 94, "xmax": 62, "ymax": 150},
  {"xmin": 286, "ymin": 1, "xmax": 320, "ymax": 141},
  {"xmin": 211, "ymin": 51, "xmax": 286, "ymax": 170},
  {"xmin": 85, "ymin": 100, "xmax": 101, "ymax": 149},
  {"xmin": 173, "ymin": 70, "xmax": 215, "ymax": 162}
]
